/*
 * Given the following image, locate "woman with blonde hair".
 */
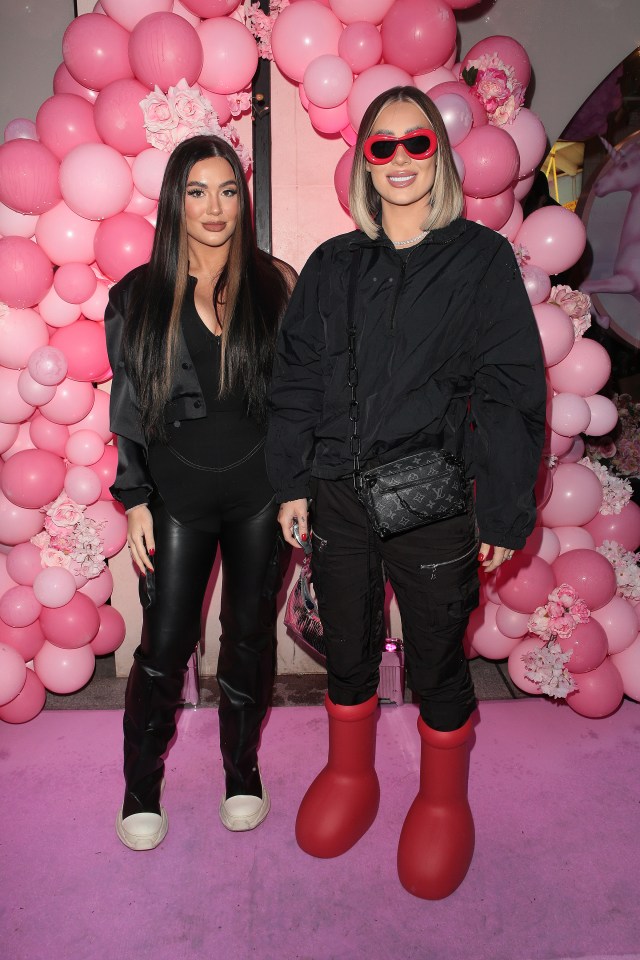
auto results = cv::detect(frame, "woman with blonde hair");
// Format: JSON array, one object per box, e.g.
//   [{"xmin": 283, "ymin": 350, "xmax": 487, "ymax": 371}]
[{"xmin": 267, "ymin": 87, "xmax": 546, "ymax": 898}]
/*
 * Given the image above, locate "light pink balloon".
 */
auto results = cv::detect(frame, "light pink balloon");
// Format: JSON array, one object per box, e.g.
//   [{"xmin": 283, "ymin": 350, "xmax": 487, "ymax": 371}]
[
  {"xmin": 553, "ymin": 525, "xmax": 595, "ymax": 555},
  {"xmin": 558, "ymin": 436, "xmax": 585, "ymax": 464},
  {"xmin": 91, "ymin": 603, "xmax": 126, "ymax": 655},
  {"xmin": 40, "ymin": 377, "xmax": 95, "ymax": 426},
  {"xmin": 40, "ymin": 592, "xmax": 100, "ymax": 648},
  {"xmin": 495, "ymin": 553, "xmax": 556, "ymax": 615},
  {"xmin": 515, "ymin": 207, "xmax": 587, "ymax": 276},
  {"xmin": 2, "ymin": 422, "xmax": 36, "ymax": 460},
  {"xmin": 521, "ymin": 526, "xmax": 560, "ymax": 564},
  {"xmin": 495, "ymin": 603, "xmax": 531, "ymax": 639},
  {"xmin": 507, "ymin": 636, "xmax": 545, "ymax": 695},
  {"xmin": 62, "ymin": 13, "xmax": 133, "ymax": 91},
  {"xmin": 6, "ymin": 543, "xmax": 42, "ymax": 586},
  {"xmin": 610, "ymin": 635, "xmax": 640, "ymax": 701},
  {"xmin": 60, "ymin": 143, "xmax": 133, "ymax": 221},
  {"xmin": 93, "ymin": 212, "xmax": 155, "ymax": 282},
  {"xmin": 0, "ymin": 423, "xmax": 19, "ymax": 456},
  {"xmin": 0, "ymin": 642, "xmax": 28, "ymax": 705},
  {"xmin": 93, "ymin": 78, "xmax": 150, "ymax": 155},
  {"xmin": 566, "ymin": 658, "xmax": 623, "ymax": 718},
  {"xmin": 271, "ymin": 2, "xmax": 343, "ymax": 83},
  {"xmin": 533, "ymin": 303, "xmax": 575, "ymax": 367},
  {"xmin": 0, "ymin": 666, "xmax": 46, "ymax": 722},
  {"xmin": 548, "ymin": 393, "xmax": 591, "ymax": 438},
  {"xmin": 53, "ymin": 62, "xmax": 99, "ymax": 104},
  {"xmin": 433, "ymin": 92, "xmax": 473, "ymax": 147},
  {"xmin": 309, "ymin": 100, "xmax": 349, "ymax": 134},
  {"xmin": 427, "ymin": 81, "xmax": 487, "ymax": 128},
  {"xmin": 329, "ymin": 0, "xmax": 394, "ymax": 24},
  {"xmin": 0, "ymin": 237, "xmax": 53, "ymax": 309},
  {"xmin": 0, "ymin": 619, "xmax": 45, "ymax": 662},
  {"xmin": 413, "ymin": 67, "xmax": 456, "ymax": 94},
  {"xmin": 34, "ymin": 639, "xmax": 95, "ymax": 693},
  {"xmin": 334, "ymin": 146, "xmax": 355, "ymax": 210},
  {"xmin": 558, "ymin": 618, "xmax": 608, "ymax": 674},
  {"xmin": 538, "ymin": 462, "xmax": 602, "ymax": 528},
  {"xmin": 0, "ymin": 490, "xmax": 43, "ymax": 546},
  {"xmin": 68, "ymin": 389, "xmax": 113, "ymax": 442},
  {"xmin": 0, "ymin": 449, "xmax": 66, "ymax": 509},
  {"xmin": 584, "ymin": 500, "xmax": 640, "ymax": 552},
  {"xmin": 466, "ymin": 601, "xmax": 519, "ymax": 659},
  {"xmin": 54, "ymin": 263, "xmax": 97, "ymax": 305},
  {"xmin": 456, "ymin": 125, "xmax": 520, "ymax": 199},
  {"xmin": 544, "ymin": 429, "xmax": 574, "ymax": 458},
  {"xmin": 91, "ymin": 444, "xmax": 118, "ymax": 499},
  {"xmin": 35, "ymin": 94, "xmax": 101, "ymax": 161},
  {"xmin": 85, "ymin": 499, "xmax": 128, "ymax": 557},
  {"xmin": 547, "ymin": 338, "xmax": 611, "ymax": 397},
  {"xmin": 3, "ymin": 118, "xmax": 38, "ymax": 141},
  {"xmin": 33, "ymin": 567, "xmax": 77, "ymax": 609},
  {"xmin": 508, "ymin": 108, "xmax": 547, "ymax": 179},
  {"xmin": 0, "ymin": 202, "xmax": 38, "ymax": 239},
  {"xmin": 0, "ymin": 585, "xmax": 42, "ymax": 628},
  {"xmin": 129, "ymin": 12, "xmax": 203, "ymax": 90},
  {"xmin": 28, "ymin": 346, "xmax": 68, "ymax": 387},
  {"xmin": 79, "ymin": 566, "xmax": 113, "ymax": 606},
  {"xmin": 552, "ymin": 548, "xmax": 616, "ymax": 611},
  {"xmin": 380, "ymin": 0, "xmax": 456, "ymax": 75},
  {"xmin": 584, "ymin": 395, "xmax": 618, "ymax": 437},
  {"xmin": 64, "ymin": 464, "xmax": 102, "ymax": 505},
  {"xmin": 125, "ymin": 188, "xmax": 157, "ymax": 217},
  {"xmin": 65, "ymin": 429, "xmax": 105, "ymax": 466},
  {"xmin": 521, "ymin": 264, "xmax": 551, "ymax": 305},
  {"xmin": 304, "ymin": 55, "xmax": 353, "ymax": 109},
  {"xmin": 346, "ymin": 64, "xmax": 413, "ymax": 131},
  {"xmin": 0, "ymin": 308, "xmax": 49, "ymax": 370},
  {"xmin": 35, "ymin": 201, "xmax": 100, "ymax": 267},
  {"xmin": 0, "ymin": 366, "xmax": 35, "ymax": 423},
  {"xmin": 197, "ymin": 17, "xmax": 259, "ymax": 93},
  {"xmin": 592, "ymin": 596, "xmax": 638, "ymax": 656},
  {"xmin": 338, "ymin": 22, "xmax": 383, "ymax": 73},
  {"xmin": 29, "ymin": 415, "xmax": 69, "ymax": 457},
  {"xmin": 465, "ymin": 188, "xmax": 515, "ymax": 231},
  {"xmin": 101, "ymin": 0, "xmax": 173, "ymax": 32},
  {"xmin": 451, "ymin": 149, "xmax": 465, "ymax": 183},
  {"xmin": 462, "ymin": 35, "xmax": 531, "ymax": 90},
  {"xmin": 0, "ymin": 140, "xmax": 61, "ymax": 215},
  {"xmin": 81, "ymin": 280, "xmax": 110, "ymax": 322},
  {"xmin": 132, "ymin": 148, "xmax": 170, "ymax": 201},
  {"xmin": 37, "ymin": 287, "xmax": 82, "ymax": 329}
]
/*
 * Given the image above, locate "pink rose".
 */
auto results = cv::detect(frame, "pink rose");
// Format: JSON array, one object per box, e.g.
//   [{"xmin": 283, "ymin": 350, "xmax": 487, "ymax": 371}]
[
  {"xmin": 553, "ymin": 584, "xmax": 577, "ymax": 606},
  {"xmin": 172, "ymin": 90, "xmax": 207, "ymax": 125},
  {"xmin": 548, "ymin": 285, "xmax": 592, "ymax": 320},
  {"xmin": 477, "ymin": 67, "xmax": 510, "ymax": 106},
  {"xmin": 547, "ymin": 600, "xmax": 565, "ymax": 618},
  {"xmin": 549, "ymin": 614, "xmax": 576, "ymax": 639},
  {"xmin": 48, "ymin": 499, "xmax": 83, "ymax": 528},
  {"xmin": 147, "ymin": 129, "xmax": 176, "ymax": 152},
  {"xmin": 49, "ymin": 528, "xmax": 76, "ymax": 552},
  {"xmin": 31, "ymin": 530, "xmax": 50, "ymax": 549},
  {"xmin": 41, "ymin": 547, "xmax": 72, "ymax": 569},
  {"xmin": 570, "ymin": 600, "xmax": 591, "ymax": 624},
  {"xmin": 491, "ymin": 95, "xmax": 518, "ymax": 126},
  {"xmin": 141, "ymin": 89, "xmax": 178, "ymax": 131}
]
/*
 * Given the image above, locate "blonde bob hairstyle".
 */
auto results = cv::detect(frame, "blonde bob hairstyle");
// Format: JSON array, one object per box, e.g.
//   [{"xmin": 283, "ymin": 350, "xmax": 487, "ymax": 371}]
[{"xmin": 349, "ymin": 86, "xmax": 464, "ymax": 240}]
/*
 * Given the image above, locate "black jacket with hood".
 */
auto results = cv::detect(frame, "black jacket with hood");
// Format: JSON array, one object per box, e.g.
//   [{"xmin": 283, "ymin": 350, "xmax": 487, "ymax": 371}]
[{"xmin": 265, "ymin": 218, "xmax": 547, "ymax": 550}]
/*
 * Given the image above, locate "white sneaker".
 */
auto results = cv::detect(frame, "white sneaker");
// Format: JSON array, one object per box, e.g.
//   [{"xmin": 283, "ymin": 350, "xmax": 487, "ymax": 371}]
[
  {"xmin": 115, "ymin": 808, "xmax": 169, "ymax": 850},
  {"xmin": 219, "ymin": 786, "xmax": 270, "ymax": 832}
]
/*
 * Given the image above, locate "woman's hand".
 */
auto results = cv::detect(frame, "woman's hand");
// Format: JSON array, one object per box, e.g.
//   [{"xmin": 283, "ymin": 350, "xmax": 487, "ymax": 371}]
[
  {"xmin": 277, "ymin": 499, "xmax": 309, "ymax": 549},
  {"xmin": 126, "ymin": 504, "xmax": 155, "ymax": 574},
  {"xmin": 478, "ymin": 543, "xmax": 514, "ymax": 573}
]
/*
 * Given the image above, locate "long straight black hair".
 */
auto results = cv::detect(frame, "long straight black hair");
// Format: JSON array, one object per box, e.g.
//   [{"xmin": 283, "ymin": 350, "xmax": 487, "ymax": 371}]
[{"xmin": 122, "ymin": 134, "xmax": 292, "ymax": 441}]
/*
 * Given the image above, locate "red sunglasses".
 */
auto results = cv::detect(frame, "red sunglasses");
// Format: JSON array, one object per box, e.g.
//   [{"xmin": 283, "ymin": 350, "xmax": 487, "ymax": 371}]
[{"xmin": 363, "ymin": 128, "xmax": 438, "ymax": 165}]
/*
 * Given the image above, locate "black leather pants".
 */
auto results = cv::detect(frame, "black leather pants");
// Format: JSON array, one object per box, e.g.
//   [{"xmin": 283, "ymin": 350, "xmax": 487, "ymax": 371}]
[{"xmin": 122, "ymin": 496, "xmax": 290, "ymax": 817}]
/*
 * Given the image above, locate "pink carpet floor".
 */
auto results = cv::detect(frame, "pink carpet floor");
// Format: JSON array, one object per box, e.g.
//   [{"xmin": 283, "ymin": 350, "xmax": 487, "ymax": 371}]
[{"xmin": 1, "ymin": 700, "xmax": 639, "ymax": 960}]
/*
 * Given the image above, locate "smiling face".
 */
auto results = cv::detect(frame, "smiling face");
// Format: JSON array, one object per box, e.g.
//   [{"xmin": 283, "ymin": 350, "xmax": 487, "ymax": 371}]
[
  {"xmin": 365, "ymin": 100, "xmax": 437, "ymax": 217},
  {"xmin": 183, "ymin": 156, "xmax": 239, "ymax": 254}
]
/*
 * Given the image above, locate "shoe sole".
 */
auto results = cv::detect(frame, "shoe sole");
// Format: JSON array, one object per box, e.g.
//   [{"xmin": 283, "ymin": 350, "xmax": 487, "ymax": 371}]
[
  {"xmin": 219, "ymin": 787, "xmax": 271, "ymax": 832},
  {"xmin": 115, "ymin": 808, "xmax": 169, "ymax": 851}
]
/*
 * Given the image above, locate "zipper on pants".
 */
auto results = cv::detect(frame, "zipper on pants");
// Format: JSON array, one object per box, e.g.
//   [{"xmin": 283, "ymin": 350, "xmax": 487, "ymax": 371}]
[{"xmin": 420, "ymin": 540, "xmax": 478, "ymax": 580}]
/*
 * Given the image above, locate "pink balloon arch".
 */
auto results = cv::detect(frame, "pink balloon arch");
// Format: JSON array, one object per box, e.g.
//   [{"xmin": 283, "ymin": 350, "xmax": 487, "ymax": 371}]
[{"xmin": 0, "ymin": 0, "xmax": 638, "ymax": 723}]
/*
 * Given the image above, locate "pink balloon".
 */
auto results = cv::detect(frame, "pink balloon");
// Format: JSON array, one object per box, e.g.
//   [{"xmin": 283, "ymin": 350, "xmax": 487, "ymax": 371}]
[
  {"xmin": 507, "ymin": 636, "xmax": 545, "ymax": 695},
  {"xmin": 0, "ymin": 667, "xmax": 46, "ymax": 722},
  {"xmin": 0, "ymin": 555, "xmax": 17, "ymax": 596},
  {"xmin": 62, "ymin": 13, "xmax": 133, "ymax": 91},
  {"xmin": 197, "ymin": 17, "xmax": 259, "ymax": 93},
  {"xmin": 462, "ymin": 35, "xmax": 531, "ymax": 90},
  {"xmin": 304, "ymin": 55, "xmax": 353, "ymax": 109},
  {"xmin": 499, "ymin": 201, "xmax": 524, "ymax": 244},
  {"xmin": 522, "ymin": 526, "xmax": 560, "ymax": 564},
  {"xmin": 553, "ymin": 525, "xmax": 595, "ymax": 554},
  {"xmin": 534, "ymin": 462, "xmax": 553, "ymax": 510},
  {"xmin": 552, "ymin": 549, "xmax": 616, "ymax": 611},
  {"xmin": 33, "ymin": 639, "xmax": 95, "ymax": 693},
  {"xmin": 466, "ymin": 601, "xmax": 519, "ymax": 659},
  {"xmin": 334, "ymin": 146, "xmax": 355, "ymax": 210},
  {"xmin": 2, "ymin": 422, "xmax": 36, "ymax": 460},
  {"xmin": 27, "ymin": 347, "xmax": 68, "ymax": 387},
  {"xmin": 180, "ymin": 0, "xmax": 240, "ymax": 15},
  {"xmin": 447, "ymin": 0, "xmax": 483, "ymax": 8},
  {"xmin": 85, "ymin": 499, "xmax": 128, "ymax": 557},
  {"xmin": 101, "ymin": 0, "xmax": 173, "ymax": 32},
  {"xmin": 0, "ymin": 140, "xmax": 61, "ymax": 215},
  {"xmin": 0, "ymin": 308, "xmax": 49, "ymax": 370},
  {"xmin": 64, "ymin": 464, "xmax": 102, "ymax": 505},
  {"xmin": 340, "ymin": 124, "xmax": 358, "ymax": 146},
  {"xmin": 197, "ymin": 87, "xmax": 232, "ymax": 125},
  {"xmin": 0, "ymin": 423, "xmax": 20, "ymax": 456},
  {"xmin": 81, "ymin": 280, "xmax": 110, "ymax": 322},
  {"xmin": 610, "ymin": 635, "xmax": 640, "ymax": 701},
  {"xmin": 309, "ymin": 101, "xmax": 349, "ymax": 135},
  {"xmin": 79, "ymin": 566, "xmax": 113, "ymax": 606},
  {"xmin": 0, "ymin": 620, "xmax": 46, "ymax": 662},
  {"xmin": 427, "ymin": 81, "xmax": 487, "ymax": 128},
  {"xmin": 60, "ymin": 143, "xmax": 133, "ymax": 221},
  {"xmin": 591, "ymin": 596, "xmax": 638, "ymax": 655},
  {"xmin": 413, "ymin": 67, "xmax": 456, "ymax": 94},
  {"xmin": 338, "ymin": 22, "xmax": 382, "ymax": 73},
  {"xmin": 0, "ymin": 201, "xmax": 38, "ymax": 239},
  {"xmin": 513, "ymin": 172, "xmax": 535, "ymax": 202},
  {"xmin": 65, "ymin": 429, "xmax": 105, "ymax": 466},
  {"xmin": 0, "ymin": 490, "xmax": 44, "ymax": 546},
  {"xmin": 538, "ymin": 462, "xmax": 602, "ymax": 528},
  {"xmin": 271, "ymin": 2, "xmax": 343, "ymax": 83},
  {"xmin": 507, "ymin": 109, "xmax": 547, "ymax": 179},
  {"xmin": 0, "ymin": 237, "xmax": 53, "ymax": 309},
  {"xmin": 558, "ymin": 618, "xmax": 608, "ymax": 674},
  {"xmin": 68, "ymin": 389, "xmax": 113, "ymax": 442},
  {"xmin": 54, "ymin": 263, "xmax": 97, "ymax": 305},
  {"xmin": 329, "ymin": 0, "xmax": 394, "ymax": 24},
  {"xmin": 6, "ymin": 543, "xmax": 42, "ymax": 586},
  {"xmin": 91, "ymin": 444, "xmax": 118, "ymax": 500},
  {"xmin": 0, "ymin": 449, "xmax": 66, "ymax": 509},
  {"xmin": 465, "ymin": 188, "xmax": 515, "ymax": 231},
  {"xmin": 558, "ymin": 436, "xmax": 585, "ymax": 465},
  {"xmin": 53, "ymin": 62, "xmax": 99, "ymax": 104},
  {"xmin": 548, "ymin": 392, "xmax": 592, "ymax": 438},
  {"xmin": 566, "ymin": 657, "xmax": 623, "ymax": 718},
  {"xmin": 33, "ymin": 567, "xmax": 77, "ymax": 609},
  {"xmin": 94, "ymin": 213, "xmax": 155, "ymax": 282},
  {"xmin": 40, "ymin": 378, "xmax": 96, "ymax": 426},
  {"xmin": 547, "ymin": 339, "xmax": 611, "ymax": 397},
  {"xmin": 132, "ymin": 148, "xmax": 170, "ymax": 201},
  {"xmin": 29, "ymin": 416, "xmax": 69, "ymax": 458},
  {"xmin": 3, "ymin": 118, "xmax": 38, "ymax": 141},
  {"xmin": 495, "ymin": 603, "xmax": 531, "ymax": 639},
  {"xmin": 91, "ymin": 603, "xmax": 126, "ymax": 655},
  {"xmin": 584, "ymin": 500, "xmax": 640, "ymax": 552},
  {"xmin": 37, "ymin": 287, "xmax": 81, "ymax": 329},
  {"xmin": 515, "ymin": 207, "xmax": 587, "ymax": 276},
  {"xmin": 346, "ymin": 64, "xmax": 414, "ymax": 131},
  {"xmin": 544, "ymin": 429, "xmax": 574, "ymax": 458},
  {"xmin": 0, "ymin": 585, "xmax": 42, "ymax": 628},
  {"xmin": 432, "ymin": 92, "xmax": 473, "ymax": 147},
  {"xmin": 35, "ymin": 94, "xmax": 101, "ymax": 161},
  {"xmin": 0, "ymin": 366, "xmax": 35, "ymax": 424},
  {"xmin": 40, "ymin": 592, "xmax": 100, "ymax": 648},
  {"xmin": 584, "ymin": 395, "xmax": 618, "ymax": 438},
  {"xmin": 125, "ymin": 188, "xmax": 157, "ymax": 217},
  {"xmin": 35, "ymin": 201, "xmax": 100, "ymax": 267},
  {"xmin": 496, "ymin": 554, "xmax": 556, "ymax": 615},
  {"xmin": 0, "ymin": 642, "xmax": 28, "ymax": 705},
  {"xmin": 381, "ymin": 0, "xmax": 455, "ymax": 75},
  {"xmin": 50, "ymin": 322, "xmax": 109, "ymax": 383},
  {"xmin": 456, "ymin": 126, "xmax": 520, "ymax": 199},
  {"xmin": 93, "ymin": 78, "xmax": 150, "ymax": 155},
  {"xmin": 129, "ymin": 12, "xmax": 203, "ymax": 90},
  {"xmin": 533, "ymin": 303, "xmax": 575, "ymax": 367}
]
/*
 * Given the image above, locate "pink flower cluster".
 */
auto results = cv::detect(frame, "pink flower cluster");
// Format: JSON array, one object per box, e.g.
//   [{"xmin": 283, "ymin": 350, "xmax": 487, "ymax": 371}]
[
  {"xmin": 140, "ymin": 79, "xmax": 251, "ymax": 172},
  {"xmin": 521, "ymin": 639, "xmax": 578, "ymax": 699},
  {"xmin": 227, "ymin": 90, "xmax": 252, "ymax": 118},
  {"xmin": 596, "ymin": 540, "xmax": 640, "ymax": 601},
  {"xmin": 31, "ymin": 494, "xmax": 106, "ymax": 580},
  {"xmin": 510, "ymin": 241, "xmax": 530, "ymax": 270},
  {"xmin": 578, "ymin": 457, "xmax": 632, "ymax": 515},
  {"xmin": 528, "ymin": 583, "xmax": 591, "ymax": 643},
  {"xmin": 242, "ymin": 0, "xmax": 289, "ymax": 61},
  {"xmin": 463, "ymin": 53, "xmax": 525, "ymax": 126},
  {"xmin": 548, "ymin": 284, "xmax": 592, "ymax": 339}
]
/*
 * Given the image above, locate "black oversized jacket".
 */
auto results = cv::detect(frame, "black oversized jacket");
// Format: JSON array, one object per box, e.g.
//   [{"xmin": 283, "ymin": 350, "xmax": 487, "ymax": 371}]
[{"xmin": 265, "ymin": 219, "xmax": 546, "ymax": 550}]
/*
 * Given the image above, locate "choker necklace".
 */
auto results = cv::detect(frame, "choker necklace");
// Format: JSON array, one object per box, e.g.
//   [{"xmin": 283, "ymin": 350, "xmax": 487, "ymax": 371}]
[{"xmin": 391, "ymin": 231, "xmax": 428, "ymax": 247}]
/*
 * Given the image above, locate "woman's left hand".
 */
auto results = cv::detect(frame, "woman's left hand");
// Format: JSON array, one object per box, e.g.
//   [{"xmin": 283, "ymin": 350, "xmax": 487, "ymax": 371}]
[{"xmin": 478, "ymin": 543, "xmax": 515, "ymax": 573}]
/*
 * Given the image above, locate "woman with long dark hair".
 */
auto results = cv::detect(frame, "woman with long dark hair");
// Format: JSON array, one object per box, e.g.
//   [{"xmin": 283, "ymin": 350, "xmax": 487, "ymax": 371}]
[
  {"xmin": 267, "ymin": 87, "xmax": 546, "ymax": 899},
  {"xmin": 106, "ymin": 134, "xmax": 294, "ymax": 850}
]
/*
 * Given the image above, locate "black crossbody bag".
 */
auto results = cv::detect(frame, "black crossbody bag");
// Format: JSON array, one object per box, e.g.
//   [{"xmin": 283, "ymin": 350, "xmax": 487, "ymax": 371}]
[{"xmin": 346, "ymin": 248, "xmax": 467, "ymax": 539}]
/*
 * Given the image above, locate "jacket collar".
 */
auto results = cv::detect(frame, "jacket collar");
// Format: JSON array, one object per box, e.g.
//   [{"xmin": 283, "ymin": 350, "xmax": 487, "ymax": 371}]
[{"xmin": 348, "ymin": 217, "xmax": 468, "ymax": 250}]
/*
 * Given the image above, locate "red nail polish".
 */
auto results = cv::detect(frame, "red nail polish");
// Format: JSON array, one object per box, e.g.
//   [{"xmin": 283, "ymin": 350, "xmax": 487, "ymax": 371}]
[
  {"xmin": 478, "ymin": 553, "xmax": 485, "ymax": 561},
  {"xmin": 149, "ymin": 548, "xmax": 155, "ymax": 556},
  {"xmin": 301, "ymin": 533, "xmax": 307, "ymax": 541}
]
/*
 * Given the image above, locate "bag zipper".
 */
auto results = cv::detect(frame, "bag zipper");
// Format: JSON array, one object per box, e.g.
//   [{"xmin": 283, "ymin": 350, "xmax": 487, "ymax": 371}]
[{"xmin": 420, "ymin": 540, "xmax": 478, "ymax": 580}]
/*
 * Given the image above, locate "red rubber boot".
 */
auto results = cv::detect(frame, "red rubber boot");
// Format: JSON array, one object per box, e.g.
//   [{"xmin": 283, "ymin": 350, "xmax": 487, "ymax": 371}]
[
  {"xmin": 397, "ymin": 716, "xmax": 474, "ymax": 900},
  {"xmin": 295, "ymin": 693, "xmax": 380, "ymax": 858}
]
